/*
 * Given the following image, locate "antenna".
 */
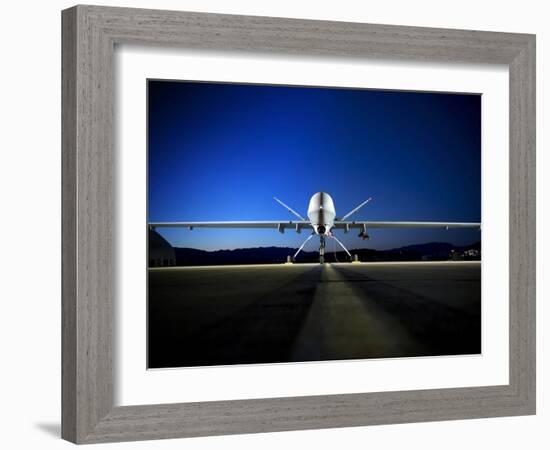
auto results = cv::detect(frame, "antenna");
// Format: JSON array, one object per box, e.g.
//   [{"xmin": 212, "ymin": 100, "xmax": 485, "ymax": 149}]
[{"xmin": 273, "ymin": 197, "xmax": 306, "ymax": 221}]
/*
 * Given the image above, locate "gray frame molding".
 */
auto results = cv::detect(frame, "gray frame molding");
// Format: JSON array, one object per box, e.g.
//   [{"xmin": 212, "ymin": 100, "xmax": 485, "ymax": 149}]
[{"xmin": 62, "ymin": 5, "xmax": 536, "ymax": 444}]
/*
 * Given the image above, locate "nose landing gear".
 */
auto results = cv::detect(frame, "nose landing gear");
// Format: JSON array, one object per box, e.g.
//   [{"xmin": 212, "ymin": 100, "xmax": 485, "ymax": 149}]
[{"xmin": 319, "ymin": 235, "xmax": 325, "ymax": 264}]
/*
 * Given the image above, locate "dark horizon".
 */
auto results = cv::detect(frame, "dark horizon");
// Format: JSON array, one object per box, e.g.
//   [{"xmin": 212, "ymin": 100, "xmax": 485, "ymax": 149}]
[
  {"xmin": 148, "ymin": 80, "xmax": 481, "ymax": 251},
  {"xmin": 159, "ymin": 240, "xmax": 481, "ymax": 268},
  {"xmin": 171, "ymin": 240, "xmax": 481, "ymax": 253}
]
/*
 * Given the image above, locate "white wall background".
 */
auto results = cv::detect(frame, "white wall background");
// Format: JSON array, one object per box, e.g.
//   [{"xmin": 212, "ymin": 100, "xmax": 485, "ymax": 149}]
[{"xmin": 0, "ymin": 1, "xmax": 546, "ymax": 448}]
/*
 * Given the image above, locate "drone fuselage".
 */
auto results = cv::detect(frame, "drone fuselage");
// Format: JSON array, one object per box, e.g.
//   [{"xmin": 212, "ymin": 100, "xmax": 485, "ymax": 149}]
[{"xmin": 307, "ymin": 192, "xmax": 336, "ymax": 236}]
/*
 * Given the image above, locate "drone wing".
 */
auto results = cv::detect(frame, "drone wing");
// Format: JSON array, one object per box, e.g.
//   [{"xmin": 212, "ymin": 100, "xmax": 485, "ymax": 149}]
[
  {"xmin": 149, "ymin": 220, "xmax": 313, "ymax": 233},
  {"xmin": 333, "ymin": 221, "xmax": 481, "ymax": 230}
]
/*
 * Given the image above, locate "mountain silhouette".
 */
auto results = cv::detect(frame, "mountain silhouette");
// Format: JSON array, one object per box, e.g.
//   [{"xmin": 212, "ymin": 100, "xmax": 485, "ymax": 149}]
[{"xmin": 170, "ymin": 242, "xmax": 481, "ymax": 266}]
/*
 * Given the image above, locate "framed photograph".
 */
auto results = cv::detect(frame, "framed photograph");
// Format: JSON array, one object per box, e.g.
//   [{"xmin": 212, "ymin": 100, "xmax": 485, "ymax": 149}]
[{"xmin": 62, "ymin": 5, "xmax": 536, "ymax": 444}]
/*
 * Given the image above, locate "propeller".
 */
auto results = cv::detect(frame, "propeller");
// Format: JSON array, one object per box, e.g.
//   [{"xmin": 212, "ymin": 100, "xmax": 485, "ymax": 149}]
[
  {"xmin": 340, "ymin": 197, "xmax": 372, "ymax": 221},
  {"xmin": 273, "ymin": 196, "xmax": 306, "ymax": 221}
]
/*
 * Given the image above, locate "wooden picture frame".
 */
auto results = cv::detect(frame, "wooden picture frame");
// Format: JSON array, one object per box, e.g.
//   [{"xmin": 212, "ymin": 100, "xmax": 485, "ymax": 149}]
[{"xmin": 62, "ymin": 5, "xmax": 536, "ymax": 444}]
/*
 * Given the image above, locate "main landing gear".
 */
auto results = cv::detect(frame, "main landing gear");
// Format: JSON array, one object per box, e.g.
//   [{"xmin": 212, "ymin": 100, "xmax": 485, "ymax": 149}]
[{"xmin": 290, "ymin": 231, "xmax": 353, "ymax": 264}]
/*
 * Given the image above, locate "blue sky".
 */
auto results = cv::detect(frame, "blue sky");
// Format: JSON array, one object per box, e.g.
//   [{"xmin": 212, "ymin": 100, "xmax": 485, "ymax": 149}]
[{"xmin": 148, "ymin": 80, "xmax": 481, "ymax": 251}]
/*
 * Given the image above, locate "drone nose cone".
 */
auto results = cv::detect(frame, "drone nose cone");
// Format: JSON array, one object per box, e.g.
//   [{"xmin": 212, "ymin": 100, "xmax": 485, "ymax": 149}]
[{"xmin": 317, "ymin": 225, "xmax": 326, "ymax": 235}]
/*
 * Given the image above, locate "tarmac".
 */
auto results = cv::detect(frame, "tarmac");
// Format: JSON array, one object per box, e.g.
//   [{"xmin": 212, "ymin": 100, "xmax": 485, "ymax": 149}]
[{"xmin": 148, "ymin": 261, "xmax": 481, "ymax": 368}]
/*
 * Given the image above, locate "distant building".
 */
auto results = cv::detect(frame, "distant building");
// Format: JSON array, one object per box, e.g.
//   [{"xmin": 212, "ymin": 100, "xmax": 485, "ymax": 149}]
[
  {"xmin": 149, "ymin": 229, "xmax": 176, "ymax": 267},
  {"xmin": 464, "ymin": 248, "xmax": 480, "ymax": 258},
  {"xmin": 450, "ymin": 248, "xmax": 481, "ymax": 261}
]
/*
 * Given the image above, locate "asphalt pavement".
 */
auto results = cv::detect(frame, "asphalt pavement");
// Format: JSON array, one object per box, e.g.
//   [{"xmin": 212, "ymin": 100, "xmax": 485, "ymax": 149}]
[{"xmin": 148, "ymin": 262, "xmax": 481, "ymax": 368}]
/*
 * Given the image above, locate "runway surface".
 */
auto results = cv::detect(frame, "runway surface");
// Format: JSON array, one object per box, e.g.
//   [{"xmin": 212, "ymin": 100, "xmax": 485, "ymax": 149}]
[{"xmin": 148, "ymin": 262, "xmax": 481, "ymax": 368}]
